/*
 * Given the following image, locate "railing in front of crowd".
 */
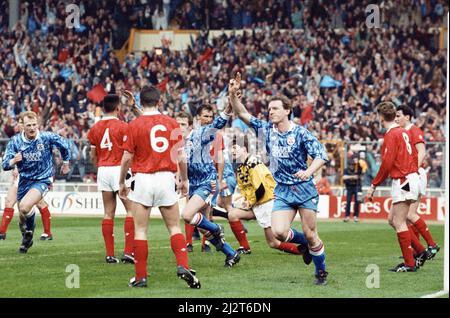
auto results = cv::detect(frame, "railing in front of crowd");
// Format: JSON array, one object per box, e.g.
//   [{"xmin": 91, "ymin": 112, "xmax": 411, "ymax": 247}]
[{"xmin": 0, "ymin": 139, "xmax": 446, "ymax": 189}]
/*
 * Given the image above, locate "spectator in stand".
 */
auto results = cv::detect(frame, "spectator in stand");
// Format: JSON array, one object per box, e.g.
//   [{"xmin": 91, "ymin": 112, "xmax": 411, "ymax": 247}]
[
  {"xmin": 316, "ymin": 170, "xmax": 333, "ymax": 196},
  {"xmin": 343, "ymin": 156, "xmax": 363, "ymax": 223}
]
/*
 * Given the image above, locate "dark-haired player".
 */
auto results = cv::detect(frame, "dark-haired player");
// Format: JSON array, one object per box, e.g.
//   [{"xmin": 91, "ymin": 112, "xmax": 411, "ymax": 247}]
[
  {"xmin": 395, "ymin": 105, "xmax": 439, "ymax": 259},
  {"xmin": 88, "ymin": 94, "xmax": 135, "ymax": 264},
  {"xmin": 367, "ymin": 102, "xmax": 427, "ymax": 272}
]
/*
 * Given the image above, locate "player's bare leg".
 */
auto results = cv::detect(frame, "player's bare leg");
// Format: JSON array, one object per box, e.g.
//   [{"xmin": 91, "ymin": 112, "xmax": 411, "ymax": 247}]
[
  {"xmin": 182, "ymin": 195, "xmax": 240, "ymax": 267},
  {"xmin": 120, "ymin": 197, "xmax": 135, "ymax": 264},
  {"xmin": 406, "ymin": 195, "xmax": 439, "ymax": 259},
  {"xmin": 17, "ymin": 188, "xmax": 43, "ymax": 253},
  {"xmin": 36, "ymin": 199, "xmax": 53, "ymax": 241},
  {"xmin": 0, "ymin": 183, "xmax": 18, "ymax": 240},
  {"xmin": 129, "ymin": 202, "xmax": 150, "ymax": 287},
  {"xmin": 388, "ymin": 201, "xmax": 419, "ymax": 271},
  {"xmin": 299, "ymin": 208, "xmax": 327, "ymax": 284},
  {"xmin": 102, "ymin": 191, "xmax": 119, "ymax": 263},
  {"xmin": 160, "ymin": 203, "xmax": 201, "ymax": 289}
]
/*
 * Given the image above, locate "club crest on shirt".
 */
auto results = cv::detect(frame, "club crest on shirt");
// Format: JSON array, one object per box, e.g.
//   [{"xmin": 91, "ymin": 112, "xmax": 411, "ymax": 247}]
[
  {"xmin": 37, "ymin": 143, "xmax": 44, "ymax": 151},
  {"xmin": 287, "ymin": 136, "xmax": 295, "ymax": 146}
]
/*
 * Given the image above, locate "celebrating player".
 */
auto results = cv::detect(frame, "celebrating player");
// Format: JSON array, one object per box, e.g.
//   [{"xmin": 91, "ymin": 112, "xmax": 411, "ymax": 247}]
[
  {"xmin": 229, "ymin": 74, "xmax": 329, "ymax": 285},
  {"xmin": 118, "ymin": 85, "xmax": 200, "ymax": 288},
  {"xmin": 175, "ymin": 108, "xmax": 241, "ymax": 268},
  {"xmin": 366, "ymin": 101, "xmax": 427, "ymax": 272},
  {"xmin": 88, "ymin": 94, "xmax": 136, "ymax": 264},
  {"xmin": 2, "ymin": 111, "xmax": 70, "ymax": 253},
  {"xmin": 0, "ymin": 170, "xmax": 53, "ymax": 241},
  {"xmin": 395, "ymin": 105, "xmax": 440, "ymax": 259},
  {"xmin": 229, "ymin": 134, "xmax": 313, "ymax": 262}
]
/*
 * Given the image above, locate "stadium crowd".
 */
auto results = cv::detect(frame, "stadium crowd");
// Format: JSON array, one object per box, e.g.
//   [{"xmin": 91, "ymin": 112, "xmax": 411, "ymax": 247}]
[{"xmin": 0, "ymin": 0, "xmax": 448, "ymax": 188}]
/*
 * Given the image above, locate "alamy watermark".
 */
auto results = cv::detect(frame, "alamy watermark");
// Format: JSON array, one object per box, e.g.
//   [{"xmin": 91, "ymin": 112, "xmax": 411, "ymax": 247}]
[
  {"xmin": 65, "ymin": 264, "xmax": 80, "ymax": 288},
  {"xmin": 65, "ymin": 4, "xmax": 80, "ymax": 29},
  {"xmin": 365, "ymin": 264, "xmax": 380, "ymax": 289},
  {"xmin": 365, "ymin": 4, "xmax": 381, "ymax": 28}
]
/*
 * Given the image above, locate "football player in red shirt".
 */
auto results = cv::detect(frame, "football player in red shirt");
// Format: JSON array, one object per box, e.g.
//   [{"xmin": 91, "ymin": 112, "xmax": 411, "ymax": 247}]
[
  {"xmin": 396, "ymin": 105, "xmax": 439, "ymax": 259},
  {"xmin": 118, "ymin": 86, "xmax": 200, "ymax": 289},
  {"xmin": 366, "ymin": 101, "xmax": 427, "ymax": 272},
  {"xmin": 88, "ymin": 95, "xmax": 135, "ymax": 264}
]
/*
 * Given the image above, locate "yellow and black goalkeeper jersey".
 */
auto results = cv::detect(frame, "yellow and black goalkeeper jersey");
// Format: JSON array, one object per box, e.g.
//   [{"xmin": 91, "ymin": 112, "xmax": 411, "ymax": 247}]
[{"xmin": 236, "ymin": 155, "xmax": 276, "ymax": 207}]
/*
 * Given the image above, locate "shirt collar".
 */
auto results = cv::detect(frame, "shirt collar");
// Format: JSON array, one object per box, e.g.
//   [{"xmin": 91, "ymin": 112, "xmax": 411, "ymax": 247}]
[
  {"xmin": 21, "ymin": 131, "xmax": 40, "ymax": 143},
  {"xmin": 101, "ymin": 116, "xmax": 118, "ymax": 121},
  {"xmin": 143, "ymin": 110, "xmax": 160, "ymax": 116},
  {"xmin": 386, "ymin": 123, "xmax": 399, "ymax": 134},
  {"xmin": 405, "ymin": 123, "xmax": 413, "ymax": 130},
  {"xmin": 272, "ymin": 121, "xmax": 296, "ymax": 133}
]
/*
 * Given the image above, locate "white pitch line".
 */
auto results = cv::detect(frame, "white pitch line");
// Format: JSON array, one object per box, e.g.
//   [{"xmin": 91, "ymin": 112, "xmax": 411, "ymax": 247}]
[{"xmin": 421, "ymin": 290, "xmax": 449, "ymax": 298}]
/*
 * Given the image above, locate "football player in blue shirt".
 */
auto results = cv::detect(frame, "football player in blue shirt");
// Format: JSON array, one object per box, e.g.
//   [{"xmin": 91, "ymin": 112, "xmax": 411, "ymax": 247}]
[
  {"xmin": 228, "ymin": 76, "xmax": 329, "ymax": 285},
  {"xmin": 2, "ymin": 111, "xmax": 71, "ymax": 253},
  {"xmin": 175, "ymin": 106, "xmax": 241, "ymax": 268}
]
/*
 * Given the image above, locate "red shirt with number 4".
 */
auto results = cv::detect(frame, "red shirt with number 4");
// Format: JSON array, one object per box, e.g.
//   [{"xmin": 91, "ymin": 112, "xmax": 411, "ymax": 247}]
[
  {"xmin": 372, "ymin": 124, "xmax": 418, "ymax": 187},
  {"xmin": 123, "ymin": 111, "xmax": 183, "ymax": 174},
  {"xmin": 87, "ymin": 117, "xmax": 128, "ymax": 167}
]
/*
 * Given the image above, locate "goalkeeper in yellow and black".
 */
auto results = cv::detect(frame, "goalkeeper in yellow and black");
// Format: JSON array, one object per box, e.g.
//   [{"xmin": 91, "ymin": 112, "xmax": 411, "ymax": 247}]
[{"xmin": 228, "ymin": 135, "xmax": 312, "ymax": 264}]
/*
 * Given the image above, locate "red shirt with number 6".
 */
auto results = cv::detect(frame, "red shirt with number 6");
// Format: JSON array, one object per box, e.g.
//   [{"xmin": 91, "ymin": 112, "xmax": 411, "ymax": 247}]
[
  {"xmin": 123, "ymin": 111, "xmax": 183, "ymax": 174},
  {"xmin": 87, "ymin": 117, "xmax": 128, "ymax": 167},
  {"xmin": 372, "ymin": 124, "xmax": 418, "ymax": 187}
]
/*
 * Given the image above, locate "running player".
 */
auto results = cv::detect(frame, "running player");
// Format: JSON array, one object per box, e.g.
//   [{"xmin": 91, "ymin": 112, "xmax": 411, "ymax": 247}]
[
  {"xmin": 229, "ymin": 74, "xmax": 329, "ymax": 285},
  {"xmin": 119, "ymin": 85, "xmax": 200, "ymax": 288},
  {"xmin": 395, "ymin": 105, "xmax": 440, "ymax": 260},
  {"xmin": 88, "ymin": 94, "xmax": 135, "ymax": 264},
  {"xmin": 175, "ymin": 108, "xmax": 241, "ymax": 268},
  {"xmin": 229, "ymin": 134, "xmax": 313, "ymax": 262},
  {"xmin": 366, "ymin": 101, "xmax": 427, "ymax": 272},
  {"xmin": 1, "ymin": 116, "xmax": 55, "ymax": 241},
  {"xmin": 2, "ymin": 111, "xmax": 70, "ymax": 253}
]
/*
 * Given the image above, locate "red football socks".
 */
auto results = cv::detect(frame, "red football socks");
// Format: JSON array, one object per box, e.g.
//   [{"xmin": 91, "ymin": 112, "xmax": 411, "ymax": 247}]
[
  {"xmin": 0, "ymin": 207, "xmax": 14, "ymax": 234},
  {"xmin": 413, "ymin": 217, "xmax": 436, "ymax": 246},
  {"xmin": 101, "ymin": 219, "xmax": 114, "ymax": 257},
  {"xmin": 397, "ymin": 230, "xmax": 415, "ymax": 267},
  {"xmin": 134, "ymin": 240, "xmax": 148, "ymax": 280},
  {"xmin": 408, "ymin": 225, "xmax": 425, "ymax": 254},
  {"xmin": 170, "ymin": 233, "xmax": 189, "ymax": 269},
  {"xmin": 229, "ymin": 220, "xmax": 251, "ymax": 250},
  {"xmin": 124, "ymin": 216, "xmax": 135, "ymax": 255},
  {"xmin": 277, "ymin": 242, "xmax": 301, "ymax": 255},
  {"xmin": 185, "ymin": 223, "xmax": 194, "ymax": 245},
  {"xmin": 39, "ymin": 206, "xmax": 52, "ymax": 235}
]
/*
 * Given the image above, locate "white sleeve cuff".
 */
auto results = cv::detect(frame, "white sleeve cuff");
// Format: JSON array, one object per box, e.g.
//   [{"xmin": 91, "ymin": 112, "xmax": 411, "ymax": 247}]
[{"xmin": 219, "ymin": 112, "xmax": 231, "ymax": 120}]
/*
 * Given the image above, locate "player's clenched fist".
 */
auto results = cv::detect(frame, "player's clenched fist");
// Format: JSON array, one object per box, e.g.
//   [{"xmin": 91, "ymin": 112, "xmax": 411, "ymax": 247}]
[{"xmin": 10, "ymin": 152, "xmax": 22, "ymax": 165}]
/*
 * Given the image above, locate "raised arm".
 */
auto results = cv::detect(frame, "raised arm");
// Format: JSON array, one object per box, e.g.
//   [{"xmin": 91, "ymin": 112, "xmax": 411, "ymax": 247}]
[{"xmin": 228, "ymin": 78, "xmax": 252, "ymax": 126}]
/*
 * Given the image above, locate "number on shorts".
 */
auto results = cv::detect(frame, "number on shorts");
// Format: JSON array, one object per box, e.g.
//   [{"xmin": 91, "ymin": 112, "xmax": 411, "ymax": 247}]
[
  {"xmin": 150, "ymin": 125, "xmax": 169, "ymax": 153},
  {"xmin": 100, "ymin": 128, "xmax": 113, "ymax": 151},
  {"xmin": 402, "ymin": 132, "xmax": 412, "ymax": 155}
]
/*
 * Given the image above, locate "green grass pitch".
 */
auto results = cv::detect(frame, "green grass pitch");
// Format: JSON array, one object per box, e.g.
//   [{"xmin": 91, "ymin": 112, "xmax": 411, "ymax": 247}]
[{"xmin": 0, "ymin": 217, "xmax": 445, "ymax": 298}]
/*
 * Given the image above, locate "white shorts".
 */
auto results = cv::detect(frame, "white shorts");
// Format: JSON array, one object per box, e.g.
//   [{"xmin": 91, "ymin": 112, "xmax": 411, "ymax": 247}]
[
  {"xmin": 252, "ymin": 200, "xmax": 273, "ymax": 229},
  {"xmin": 127, "ymin": 171, "xmax": 178, "ymax": 207},
  {"xmin": 97, "ymin": 166, "xmax": 133, "ymax": 192},
  {"xmin": 391, "ymin": 172, "xmax": 420, "ymax": 204},
  {"xmin": 418, "ymin": 168, "xmax": 427, "ymax": 196}
]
